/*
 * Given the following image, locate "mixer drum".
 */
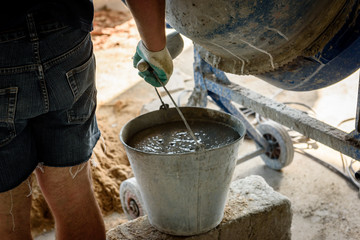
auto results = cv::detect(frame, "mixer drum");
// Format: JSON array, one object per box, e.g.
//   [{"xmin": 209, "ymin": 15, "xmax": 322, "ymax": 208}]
[{"xmin": 165, "ymin": 0, "xmax": 360, "ymax": 91}]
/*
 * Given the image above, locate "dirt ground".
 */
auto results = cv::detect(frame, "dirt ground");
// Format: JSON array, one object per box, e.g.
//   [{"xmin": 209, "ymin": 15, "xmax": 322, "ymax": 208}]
[{"xmin": 34, "ymin": 8, "xmax": 360, "ymax": 240}]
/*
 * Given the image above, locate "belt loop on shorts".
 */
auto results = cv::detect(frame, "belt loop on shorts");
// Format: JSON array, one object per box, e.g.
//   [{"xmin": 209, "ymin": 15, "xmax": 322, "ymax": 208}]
[{"xmin": 26, "ymin": 13, "xmax": 39, "ymax": 42}]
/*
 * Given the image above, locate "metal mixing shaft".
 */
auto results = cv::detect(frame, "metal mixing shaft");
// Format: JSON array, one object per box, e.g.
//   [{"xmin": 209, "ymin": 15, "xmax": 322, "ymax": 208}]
[{"xmin": 151, "ymin": 71, "xmax": 205, "ymax": 151}]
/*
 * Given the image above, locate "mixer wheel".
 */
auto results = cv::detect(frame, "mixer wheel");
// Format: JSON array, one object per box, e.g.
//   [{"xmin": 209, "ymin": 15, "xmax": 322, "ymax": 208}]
[
  {"xmin": 120, "ymin": 177, "xmax": 146, "ymax": 220},
  {"xmin": 256, "ymin": 121, "xmax": 294, "ymax": 170}
]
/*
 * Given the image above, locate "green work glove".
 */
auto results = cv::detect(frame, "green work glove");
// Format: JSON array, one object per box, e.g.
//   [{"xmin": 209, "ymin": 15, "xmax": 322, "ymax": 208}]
[{"xmin": 133, "ymin": 40, "xmax": 173, "ymax": 87}]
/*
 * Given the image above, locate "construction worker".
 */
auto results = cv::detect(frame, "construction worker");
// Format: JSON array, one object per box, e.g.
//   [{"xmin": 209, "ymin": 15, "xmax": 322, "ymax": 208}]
[{"xmin": 0, "ymin": 0, "xmax": 171, "ymax": 239}]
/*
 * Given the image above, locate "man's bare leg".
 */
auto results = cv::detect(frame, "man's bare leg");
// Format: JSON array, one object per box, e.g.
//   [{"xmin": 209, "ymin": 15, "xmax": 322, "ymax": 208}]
[
  {"xmin": 35, "ymin": 162, "xmax": 105, "ymax": 240},
  {"xmin": 0, "ymin": 179, "xmax": 33, "ymax": 240}
]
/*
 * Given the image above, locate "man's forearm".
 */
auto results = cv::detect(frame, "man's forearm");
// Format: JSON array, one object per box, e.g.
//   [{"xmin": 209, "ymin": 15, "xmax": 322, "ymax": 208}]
[{"xmin": 126, "ymin": 0, "xmax": 166, "ymax": 52}]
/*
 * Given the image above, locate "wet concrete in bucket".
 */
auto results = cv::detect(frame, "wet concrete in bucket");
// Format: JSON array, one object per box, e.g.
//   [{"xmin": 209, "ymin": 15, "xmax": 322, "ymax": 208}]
[{"xmin": 128, "ymin": 120, "xmax": 240, "ymax": 154}]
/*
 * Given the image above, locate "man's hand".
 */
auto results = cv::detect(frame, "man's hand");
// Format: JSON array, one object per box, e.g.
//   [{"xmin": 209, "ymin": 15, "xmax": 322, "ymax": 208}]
[{"xmin": 133, "ymin": 40, "xmax": 173, "ymax": 87}]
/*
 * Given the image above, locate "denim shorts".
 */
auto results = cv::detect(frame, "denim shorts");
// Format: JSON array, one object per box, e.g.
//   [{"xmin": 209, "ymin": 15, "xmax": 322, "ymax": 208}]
[{"xmin": 0, "ymin": 13, "xmax": 100, "ymax": 192}]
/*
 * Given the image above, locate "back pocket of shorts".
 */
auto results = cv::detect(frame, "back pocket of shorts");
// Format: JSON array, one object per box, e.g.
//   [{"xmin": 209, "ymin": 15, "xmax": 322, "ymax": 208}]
[
  {"xmin": 66, "ymin": 54, "xmax": 96, "ymax": 124},
  {"xmin": 0, "ymin": 87, "xmax": 17, "ymax": 146}
]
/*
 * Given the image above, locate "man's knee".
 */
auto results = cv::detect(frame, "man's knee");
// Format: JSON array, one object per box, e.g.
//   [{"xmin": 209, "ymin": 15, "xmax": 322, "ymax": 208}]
[
  {"xmin": 35, "ymin": 162, "xmax": 105, "ymax": 240},
  {"xmin": 35, "ymin": 162, "xmax": 96, "ymax": 212}
]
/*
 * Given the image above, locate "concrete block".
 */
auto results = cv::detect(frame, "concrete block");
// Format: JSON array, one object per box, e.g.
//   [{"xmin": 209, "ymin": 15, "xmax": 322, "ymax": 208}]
[{"xmin": 106, "ymin": 175, "xmax": 292, "ymax": 240}]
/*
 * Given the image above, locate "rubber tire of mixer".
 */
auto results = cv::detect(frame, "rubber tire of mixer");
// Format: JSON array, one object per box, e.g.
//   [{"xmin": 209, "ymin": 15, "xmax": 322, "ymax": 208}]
[
  {"xmin": 119, "ymin": 177, "xmax": 146, "ymax": 220},
  {"xmin": 256, "ymin": 121, "xmax": 294, "ymax": 170}
]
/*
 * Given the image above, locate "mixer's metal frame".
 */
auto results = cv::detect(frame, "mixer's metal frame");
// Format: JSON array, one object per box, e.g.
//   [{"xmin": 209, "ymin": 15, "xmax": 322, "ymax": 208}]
[{"xmin": 190, "ymin": 49, "xmax": 360, "ymax": 162}]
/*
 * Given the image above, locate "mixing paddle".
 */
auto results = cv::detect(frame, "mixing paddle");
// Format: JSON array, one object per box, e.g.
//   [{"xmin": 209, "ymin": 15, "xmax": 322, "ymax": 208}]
[{"xmin": 151, "ymin": 70, "xmax": 205, "ymax": 151}]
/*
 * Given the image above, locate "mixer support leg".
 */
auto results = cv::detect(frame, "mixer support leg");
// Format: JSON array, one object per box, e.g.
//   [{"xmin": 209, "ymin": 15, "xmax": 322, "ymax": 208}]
[
  {"xmin": 355, "ymin": 72, "xmax": 360, "ymax": 133},
  {"xmin": 346, "ymin": 72, "xmax": 360, "ymax": 141},
  {"xmin": 189, "ymin": 50, "xmax": 269, "ymax": 150}
]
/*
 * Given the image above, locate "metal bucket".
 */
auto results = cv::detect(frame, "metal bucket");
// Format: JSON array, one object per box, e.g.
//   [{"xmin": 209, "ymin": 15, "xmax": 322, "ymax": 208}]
[{"xmin": 120, "ymin": 107, "xmax": 246, "ymax": 236}]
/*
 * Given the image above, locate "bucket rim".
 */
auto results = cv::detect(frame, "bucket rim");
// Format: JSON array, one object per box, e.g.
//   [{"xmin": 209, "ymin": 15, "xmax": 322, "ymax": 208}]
[{"xmin": 119, "ymin": 106, "xmax": 246, "ymax": 156}]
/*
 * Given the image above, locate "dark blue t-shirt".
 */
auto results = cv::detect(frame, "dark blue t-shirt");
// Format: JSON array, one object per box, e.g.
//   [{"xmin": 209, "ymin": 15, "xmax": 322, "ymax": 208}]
[{"xmin": 0, "ymin": 0, "xmax": 94, "ymax": 32}]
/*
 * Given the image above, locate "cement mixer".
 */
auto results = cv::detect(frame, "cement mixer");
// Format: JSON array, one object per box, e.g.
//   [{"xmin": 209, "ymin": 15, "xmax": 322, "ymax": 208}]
[
  {"xmin": 120, "ymin": 0, "xmax": 360, "ymax": 224},
  {"xmin": 166, "ymin": 0, "xmax": 360, "ymax": 91}
]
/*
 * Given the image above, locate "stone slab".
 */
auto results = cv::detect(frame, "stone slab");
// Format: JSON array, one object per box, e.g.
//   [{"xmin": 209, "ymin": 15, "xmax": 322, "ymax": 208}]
[{"xmin": 106, "ymin": 175, "xmax": 292, "ymax": 240}]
